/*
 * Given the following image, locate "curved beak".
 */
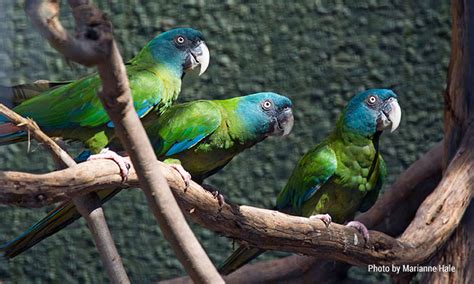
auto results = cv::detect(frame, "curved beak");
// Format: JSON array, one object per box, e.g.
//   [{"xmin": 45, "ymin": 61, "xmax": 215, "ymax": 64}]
[
  {"xmin": 377, "ymin": 98, "xmax": 401, "ymax": 132},
  {"xmin": 271, "ymin": 107, "xmax": 294, "ymax": 137},
  {"xmin": 185, "ymin": 41, "xmax": 210, "ymax": 76}
]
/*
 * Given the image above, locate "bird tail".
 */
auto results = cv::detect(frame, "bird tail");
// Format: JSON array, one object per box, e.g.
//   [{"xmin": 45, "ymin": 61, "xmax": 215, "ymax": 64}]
[
  {"xmin": 0, "ymin": 80, "xmax": 70, "ymax": 108},
  {"xmin": 0, "ymin": 80, "xmax": 70, "ymax": 145},
  {"xmin": 218, "ymin": 245, "xmax": 265, "ymax": 275},
  {"xmin": 0, "ymin": 188, "xmax": 121, "ymax": 259}
]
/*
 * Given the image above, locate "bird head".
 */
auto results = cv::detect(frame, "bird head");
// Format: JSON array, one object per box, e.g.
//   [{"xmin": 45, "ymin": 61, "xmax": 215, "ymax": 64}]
[
  {"xmin": 340, "ymin": 89, "xmax": 401, "ymax": 138},
  {"xmin": 139, "ymin": 28, "xmax": 210, "ymax": 77},
  {"xmin": 237, "ymin": 92, "xmax": 294, "ymax": 138}
]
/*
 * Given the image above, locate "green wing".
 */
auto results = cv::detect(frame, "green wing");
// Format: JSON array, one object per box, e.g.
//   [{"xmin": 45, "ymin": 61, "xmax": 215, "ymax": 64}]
[
  {"xmin": 144, "ymin": 100, "xmax": 222, "ymax": 157},
  {"xmin": 12, "ymin": 65, "xmax": 176, "ymax": 130},
  {"xmin": 276, "ymin": 143, "xmax": 337, "ymax": 213}
]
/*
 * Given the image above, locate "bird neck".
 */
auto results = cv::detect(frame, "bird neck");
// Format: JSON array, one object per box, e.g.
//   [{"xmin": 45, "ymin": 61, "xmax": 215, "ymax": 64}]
[
  {"xmin": 128, "ymin": 46, "xmax": 184, "ymax": 79},
  {"xmin": 215, "ymin": 100, "xmax": 266, "ymax": 147}
]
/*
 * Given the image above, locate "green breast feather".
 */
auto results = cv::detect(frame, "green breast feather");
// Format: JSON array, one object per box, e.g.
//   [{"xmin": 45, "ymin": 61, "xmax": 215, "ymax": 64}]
[{"xmin": 276, "ymin": 134, "xmax": 386, "ymax": 223}]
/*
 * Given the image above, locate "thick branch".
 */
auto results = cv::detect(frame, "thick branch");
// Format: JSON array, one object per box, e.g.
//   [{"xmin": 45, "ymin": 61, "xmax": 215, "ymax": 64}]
[
  {"xmin": 24, "ymin": 0, "xmax": 111, "ymax": 66},
  {"xmin": 0, "ymin": 129, "xmax": 471, "ymax": 267},
  {"xmin": 161, "ymin": 141, "xmax": 444, "ymax": 284},
  {"xmin": 24, "ymin": 1, "xmax": 223, "ymax": 282}
]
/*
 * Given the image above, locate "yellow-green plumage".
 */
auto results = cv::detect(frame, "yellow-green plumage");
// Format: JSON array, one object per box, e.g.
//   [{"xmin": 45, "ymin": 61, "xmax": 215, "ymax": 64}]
[
  {"xmin": 1, "ymin": 92, "xmax": 294, "ymax": 258},
  {"xmin": 220, "ymin": 89, "xmax": 400, "ymax": 275},
  {"xmin": 0, "ymin": 28, "xmax": 207, "ymax": 153}
]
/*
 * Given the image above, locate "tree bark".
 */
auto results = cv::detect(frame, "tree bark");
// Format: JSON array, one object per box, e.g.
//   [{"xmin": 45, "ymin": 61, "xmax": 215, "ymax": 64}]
[
  {"xmin": 0, "ymin": 103, "xmax": 129, "ymax": 283},
  {"xmin": 24, "ymin": 1, "xmax": 222, "ymax": 283},
  {"xmin": 420, "ymin": 0, "xmax": 474, "ymax": 283}
]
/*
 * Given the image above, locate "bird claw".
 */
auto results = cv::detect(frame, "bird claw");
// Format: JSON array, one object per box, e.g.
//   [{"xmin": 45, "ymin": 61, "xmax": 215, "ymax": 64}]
[
  {"xmin": 202, "ymin": 184, "xmax": 225, "ymax": 207},
  {"xmin": 309, "ymin": 213, "xmax": 332, "ymax": 228},
  {"xmin": 170, "ymin": 164, "xmax": 191, "ymax": 188},
  {"xmin": 346, "ymin": 221, "xmax": 370, "ymax": 243},
  {"xmin": 87, "ymin": 148, "xmax": 130, "ymax": 182}
]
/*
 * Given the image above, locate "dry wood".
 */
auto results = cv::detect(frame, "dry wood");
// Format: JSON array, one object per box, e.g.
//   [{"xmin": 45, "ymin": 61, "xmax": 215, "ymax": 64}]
[
  {"xmin": 24, "ymin": 1, "xmax": 223, "ymax": 283},
  {"xmin": 0, "ymin": 101, "xmax": 129, "ymax": 283},
  {"xmin": 0, "ymin": 102, "xmax": 129, "ymax": 282},
  {"xmin": 0, "ymin": 104, "xmax": 76, "ymax": 167},
  {"xmin": 159, "ymin": 141, "xmax": 444, "ymax": 283},
  {"xmin": 0, "ymin": 130, "xmax": 471, "ymax": 268}
]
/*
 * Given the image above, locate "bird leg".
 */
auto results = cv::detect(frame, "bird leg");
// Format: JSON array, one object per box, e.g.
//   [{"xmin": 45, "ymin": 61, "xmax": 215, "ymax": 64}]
[
  {"xmin": 87, "ymin": 148, "xmax": 131, "ymax": 182},
  {"xmin": 309, "ymin": 213, "xmax": 332, "ymax": 228},
  {"xmin": 201, "ymin": 183, "xmax": 225, "ymax": 207},
  {"xmin": 345, "ymin": 220, "xmax": 370, "ymax": 242}
]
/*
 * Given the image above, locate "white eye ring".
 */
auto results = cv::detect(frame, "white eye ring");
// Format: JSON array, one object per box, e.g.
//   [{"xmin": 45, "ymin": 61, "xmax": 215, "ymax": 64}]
[
  {"xmin": 176, "ymin": 36, "xmax": 185, "ymax": 44},
  {"xmin": 368, "ymin": 96, "xmax": 377, "ymax": 105},
  {"xmin": 262, "ymin": 100, "xmax": 272, "ymax": 110}
]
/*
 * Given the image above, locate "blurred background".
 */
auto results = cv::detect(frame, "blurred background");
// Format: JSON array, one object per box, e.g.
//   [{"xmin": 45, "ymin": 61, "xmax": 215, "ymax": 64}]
[{"xmin": 0, "ymin": 0, "xmax": 449, "ymax": 282}]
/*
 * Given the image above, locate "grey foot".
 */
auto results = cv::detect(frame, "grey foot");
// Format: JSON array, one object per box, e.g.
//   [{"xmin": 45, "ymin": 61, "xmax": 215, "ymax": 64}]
[
  {"xmin": 309, "ymin": 213, "xmax": 332, "ymax": 228},
  {"xmin": 87, "ymin": 148, "xmax": 130, "ymax": 182},
  {"xmin": 346, "ymin": 220, "xmax": 370, "ymax": 242},
  {"xmin": 202, "ymin": 184, "xmax": 225, "ymax": 207},
  {"xmin": 170, "ymin": 164, "xmax": 192, "ymax": 188}
]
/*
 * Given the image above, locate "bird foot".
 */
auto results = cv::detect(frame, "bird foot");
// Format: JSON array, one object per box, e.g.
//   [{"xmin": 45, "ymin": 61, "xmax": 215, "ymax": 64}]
[
  {"xmin": 309, "ymin": 213, "xmax": 332, "ymax": 228},
  {"xmin": 202, "ymin": 184, "xmax": 225, "ymax": 207},
  {"xmin": 169, "ymin": 164, "xmax": 192, "ymax": 188},
  {"xmin": 346, "ymin": 221, "xmax": 370, "ymax": 243},
  {"xmin": 87, "ymin": 148, "xmax": 131, "ymax": 182}
]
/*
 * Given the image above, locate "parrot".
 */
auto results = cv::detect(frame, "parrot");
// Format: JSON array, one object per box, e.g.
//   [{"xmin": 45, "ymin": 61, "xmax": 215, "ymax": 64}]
[
  {"xmin": 219, "ymin": 89, "xmax": 402, "ymax": 275},
  {"xmin": 1, "ymin": 92, "xmax": 294, "ymax": 259},
  {"xmin": 0, "ymin": 27, "xmax": 210, "ymax": 160}
]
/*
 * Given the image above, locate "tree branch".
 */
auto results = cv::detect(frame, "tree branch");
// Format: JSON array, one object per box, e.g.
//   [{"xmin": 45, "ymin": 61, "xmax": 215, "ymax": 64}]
[
  {"xmin": 0, "ymin": 129, "xmax": 470, "ymax": 268},
  {"xmin": 0, "ymin": 102, "xmax": 129, "ymax": 283},
  {"xmin": 159, "ymin": 140, "xmax": 444, "ymax": 284},
  {"xmin": 0, "ymin": 104, "xmax": 76, "ymax": 167},
  {"xmin": 24, "ymin": 1, "xmax": 223, "ymax": 282},
  {"xmin": 24, "ymin": 0, "xmax": 112, "ymax": 66}
]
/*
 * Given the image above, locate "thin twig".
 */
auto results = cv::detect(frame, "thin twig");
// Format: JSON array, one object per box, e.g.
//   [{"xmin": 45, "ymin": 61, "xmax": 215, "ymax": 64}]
[{"xmin": 0, "ymin": 103, "xmax": 129, "ymax": 283}]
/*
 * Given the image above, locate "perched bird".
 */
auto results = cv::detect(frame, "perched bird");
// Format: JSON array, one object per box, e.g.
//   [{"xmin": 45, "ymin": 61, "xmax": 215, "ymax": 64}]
[
  {"xmin": 1, "ymin": 92, "xmax": 294, "ymax": 258},
  {"xmin": 0, "ymin": 27, "xmax": 209, "ymax": 156},
  {"xmin": 219, "ymin": 89, "xmax": 401, "ymax": 275}
]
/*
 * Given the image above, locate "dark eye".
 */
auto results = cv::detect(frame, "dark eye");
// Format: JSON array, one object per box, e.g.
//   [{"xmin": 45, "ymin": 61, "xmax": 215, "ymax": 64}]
[
  {"xmin": 175, "ymin": 36, "xmax": 185, "ymax": 45},
  {"xmin": 367, "ymin": 95, "xmax": 377, "ymax": 105},
  {"xmin": 262, "ymin": 100, "xmax": 272, "ymax": 110}
]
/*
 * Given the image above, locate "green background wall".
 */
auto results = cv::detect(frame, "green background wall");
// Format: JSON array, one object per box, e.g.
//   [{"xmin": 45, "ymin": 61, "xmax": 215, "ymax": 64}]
[{"xmin": 0, "ymin": 0, "xmax": 449, "ymax": 282}]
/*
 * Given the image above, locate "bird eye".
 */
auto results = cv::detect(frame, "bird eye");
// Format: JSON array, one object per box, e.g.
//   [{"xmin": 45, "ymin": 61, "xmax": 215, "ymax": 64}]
[
  {"xmin": 175, "ymin": 36, "xmax": 185, "ymax": 45},
  {"xmin": 262, "ymin": 100, "xmax": 272, "ymax": 110},
  {"xmin": 367, "ymin": 95, "xmax": 377, "ymax": 105}
]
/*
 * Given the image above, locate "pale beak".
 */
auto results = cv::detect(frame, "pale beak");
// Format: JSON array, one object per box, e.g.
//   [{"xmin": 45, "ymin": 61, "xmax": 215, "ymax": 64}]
[
  {"xmin": 189, "ymin": 41, "xmax": 210, "ymax": 76},
  {"xmin": 272, "ymin": 107, "xmax": 294, "ymax": 136},
  {"xmin": 379, "ymin": 98, "xmax": 401, "ymax": 132}
]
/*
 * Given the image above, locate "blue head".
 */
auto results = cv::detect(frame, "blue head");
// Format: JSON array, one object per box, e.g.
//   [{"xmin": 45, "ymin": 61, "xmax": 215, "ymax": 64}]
[
  {"xmin": 235, "ymin": 92, "xmax": 294, "ymax": 138},
  {"xmin": 340, "ymin": 89, "xmax": 401, "ymax": 138},
  {"xmin": 136, "ymin": 28, "xmax": 210, "ymax": 77}
]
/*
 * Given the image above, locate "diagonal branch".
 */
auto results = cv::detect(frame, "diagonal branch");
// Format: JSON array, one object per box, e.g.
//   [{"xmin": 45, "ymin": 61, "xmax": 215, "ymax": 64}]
[
  {"xmin": 24, "ymin": 1, "xmax": 223, "ymax": 283},
  {"xmin": 0, "ymin": 129, "xmax": 470, "ymax": 268},
  {"xmin": 0, "ymin": 104, "xmax": 76, "ymax": 167},
  {"xmin": 0, "ymin": 103, "xmax": 129, "ymax": 283}
]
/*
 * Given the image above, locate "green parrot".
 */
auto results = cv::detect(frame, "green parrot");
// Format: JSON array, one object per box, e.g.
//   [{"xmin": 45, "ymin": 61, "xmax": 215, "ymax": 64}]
[
  {"xmin": 0, "ymin": 27, "xmax": 210, "ymax": 156},
  {"xmin": 1, "ymin": 92, "xmax": 294, "ymax": 258},
  {"xmin": 219, "ymin": 89, "xmax": 401, "ymax": 275}
]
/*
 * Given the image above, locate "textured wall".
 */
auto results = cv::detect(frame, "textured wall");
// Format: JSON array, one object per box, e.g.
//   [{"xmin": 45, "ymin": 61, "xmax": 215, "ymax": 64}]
[{"xmin": 0, "ymin": 0, "xmax": 449, "ymax": 282}]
